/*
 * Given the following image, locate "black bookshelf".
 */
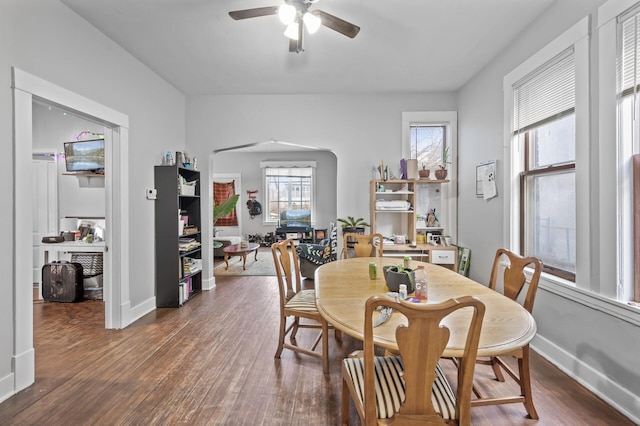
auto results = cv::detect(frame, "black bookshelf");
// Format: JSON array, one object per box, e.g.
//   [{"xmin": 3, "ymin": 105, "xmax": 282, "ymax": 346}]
[{"xmin": 154, "ymin": 165, "xmax": 202, "ymax": 307}]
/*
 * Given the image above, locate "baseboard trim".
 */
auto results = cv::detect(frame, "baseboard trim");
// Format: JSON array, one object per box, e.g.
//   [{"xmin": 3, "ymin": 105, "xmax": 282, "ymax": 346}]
[
  {"xmin": 203, "ymin": 275, "xmax": 216, "ymax": 291},
  {"xmin": 125, "ymin": 297, "xmax": 156, "ymax": 327},
  {"xmin": 0, "ymin": 372, "xmax": 15, "ymax": 404},
  {"xmin": 532, "ymin": 336, "xmax": 640, "ymax": 424},
  {"xmin": 13, "ymin": 346, "xmax": 35, "ymax": 393},
  {"xmin": 1, "ymin": 346, "xmax": 36, "ymax": 403}
]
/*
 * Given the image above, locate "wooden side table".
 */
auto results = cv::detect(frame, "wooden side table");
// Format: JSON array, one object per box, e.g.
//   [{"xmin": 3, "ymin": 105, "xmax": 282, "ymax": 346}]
[{"xmin": 222, "ymin": 243, "xmax": 260, "ymax": 270}]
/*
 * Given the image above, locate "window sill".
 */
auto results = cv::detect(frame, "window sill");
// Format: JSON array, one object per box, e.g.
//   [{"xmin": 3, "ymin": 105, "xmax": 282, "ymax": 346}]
[{"xmin": 538, "ymin": 273, "xmax": 640, "ymax": 326}]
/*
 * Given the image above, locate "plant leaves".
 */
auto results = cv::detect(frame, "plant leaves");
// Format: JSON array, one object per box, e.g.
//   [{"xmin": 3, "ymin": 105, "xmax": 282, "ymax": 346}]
[{"xmin": 214, "ymin": 194, "xmax": 239, "ymax": 224}]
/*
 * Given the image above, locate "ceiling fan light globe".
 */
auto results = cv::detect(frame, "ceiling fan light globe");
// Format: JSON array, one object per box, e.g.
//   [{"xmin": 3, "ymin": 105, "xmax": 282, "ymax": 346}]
[
  {"xmin": 284, "ymin": 22, "xmax": 300, "ymax": 40},
  {"xmin": 303, "ymin": 12, "xmax": 321, "ymax": 34},
  {"xmin": 278, "ymin": 4, "xmax": 296, "ymax": 25}
]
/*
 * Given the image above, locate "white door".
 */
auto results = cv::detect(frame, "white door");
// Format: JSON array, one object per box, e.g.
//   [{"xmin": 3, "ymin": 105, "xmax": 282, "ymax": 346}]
[{"xmin": 32, "ymin": 152, "xmax": 58, "ymax": 297}]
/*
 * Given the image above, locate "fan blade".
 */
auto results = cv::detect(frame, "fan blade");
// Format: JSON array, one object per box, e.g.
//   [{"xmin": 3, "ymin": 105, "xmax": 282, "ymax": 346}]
[
  {"xmin": 229, "ymin": 6, "xmax": 279, "ymax": 20},
  {"xmin": 312, "ymin": 10, "xmax": 360, "ymax": 38}
]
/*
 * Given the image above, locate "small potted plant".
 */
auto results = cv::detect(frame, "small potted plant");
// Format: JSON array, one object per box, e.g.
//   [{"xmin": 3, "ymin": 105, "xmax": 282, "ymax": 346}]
[
  {"xmin": 435, "ymin": 146, "xmax": 451, "ymax": 180},
  {"xmin": 418, "ymin": 163, "xmax": 430, "ymax": 179},
  {"xmin": 337, "ymin": 216, "xmax": 370, "ymax": 235},
  {"xmin": 383, "ymin": 264, "xmax": 415, "ymax": 293}
]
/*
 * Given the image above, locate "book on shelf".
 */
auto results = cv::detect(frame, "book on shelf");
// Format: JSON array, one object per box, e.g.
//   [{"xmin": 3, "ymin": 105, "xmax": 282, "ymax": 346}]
[
  {"xmin": 179, "ymin": 277, "xmax": 193, "ymax": 305},
  {"xmin": 182, "ymin": 225, "xmax": 199, "ymax": 235},
  {"xmin": 179, "ymin": 281, "xmax": 185, "ymax": 305},
  {"xmin": 183, "ymin": 257, "xmax": 202, "ymax": 275},
  {"xmin": 179, "ymin": 237, "xmax": 201, "ymax": 252}
]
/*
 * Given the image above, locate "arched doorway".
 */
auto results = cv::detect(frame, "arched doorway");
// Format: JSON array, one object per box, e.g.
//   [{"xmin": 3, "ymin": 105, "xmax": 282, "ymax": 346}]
[{"xmin": 207, "ymin": 140, "xmax": 338, "ymax": 287}]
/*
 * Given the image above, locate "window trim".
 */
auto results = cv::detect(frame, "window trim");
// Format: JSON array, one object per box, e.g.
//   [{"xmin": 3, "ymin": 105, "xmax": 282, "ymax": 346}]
[
  {"xmin": 503, "ymin": 16, "xmax": 590, "ymax": 289},
  {"xmin": 260, "ymin": 160, "xmax": 317, "ymax": 226},
  {"xmin": 600, "ymin": 0, "xmax": 640, "ymax": 303},
  {"xmin": 401, "ymin": 111, "xmax": 458, "ymax": 243}
]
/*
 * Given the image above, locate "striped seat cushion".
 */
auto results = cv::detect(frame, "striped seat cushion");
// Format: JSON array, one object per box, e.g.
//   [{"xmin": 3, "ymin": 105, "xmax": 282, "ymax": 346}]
[
  {"xmin": 342, "ymin": 356, "xmax": 456, "ymax": 420},
  {"xmin": 285, "ymin": 289, "xmax": 318, "ymax": 312}
]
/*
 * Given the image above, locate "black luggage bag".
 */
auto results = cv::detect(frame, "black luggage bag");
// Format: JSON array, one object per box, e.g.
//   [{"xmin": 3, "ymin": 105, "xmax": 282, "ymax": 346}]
[{"xmin": 42, "ymin": 261, "xmax": 84, "ymax": 302}]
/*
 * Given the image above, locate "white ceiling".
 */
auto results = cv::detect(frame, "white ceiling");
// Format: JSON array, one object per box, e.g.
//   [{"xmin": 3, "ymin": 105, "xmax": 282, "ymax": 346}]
[{"xmin": 60, "ymin": 0, "xmax": 554, "ymax": 96}]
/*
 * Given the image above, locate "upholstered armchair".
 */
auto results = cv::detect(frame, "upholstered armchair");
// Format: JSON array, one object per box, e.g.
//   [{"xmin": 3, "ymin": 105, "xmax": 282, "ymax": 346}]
[{"xmin": 295, "ymin": 222, "xmax": 338, "ymax": 279}]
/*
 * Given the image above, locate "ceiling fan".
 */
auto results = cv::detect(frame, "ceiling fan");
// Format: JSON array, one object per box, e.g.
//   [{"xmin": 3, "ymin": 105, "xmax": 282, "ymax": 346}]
[{"xmin": 229, "ymin": 0, "xmax": 360, "ymax": 53}]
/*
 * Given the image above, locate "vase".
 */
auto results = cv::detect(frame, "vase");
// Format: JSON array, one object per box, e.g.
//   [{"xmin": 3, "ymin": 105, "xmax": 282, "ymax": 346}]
[
  {"xmin": 383, "ymin": 266, "xmax": 415, "ymax": 293},
  {"xmin": 435, "ymin": 169, "xmax": 448, "ymax": 180}
]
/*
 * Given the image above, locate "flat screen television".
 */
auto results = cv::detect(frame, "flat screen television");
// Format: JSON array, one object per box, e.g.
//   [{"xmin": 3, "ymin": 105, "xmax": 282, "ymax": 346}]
[
  {"xmin": 279, "ymin": 209, "xmax": 312, "ymax": 229},
  {"xmin": 63, "ymin": 139, "xmax": 105, "ymax": 173}
]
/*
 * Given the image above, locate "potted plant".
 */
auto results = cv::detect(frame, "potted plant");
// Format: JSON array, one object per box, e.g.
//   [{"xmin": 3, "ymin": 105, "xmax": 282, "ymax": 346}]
[
  {"xmin": 418, "ymin": 163, "xmax": 430, "ymax": 179},
  {"xmin": 435, "ymin": 146, "xmax": 451, "ymax": 180},
  {"xmin": 337, "ymin": 216, "xmax": 370, "ymax": 235},
  {"xmin": 383, "ymin": 264, "xmax": 415, "ymax": 293}
]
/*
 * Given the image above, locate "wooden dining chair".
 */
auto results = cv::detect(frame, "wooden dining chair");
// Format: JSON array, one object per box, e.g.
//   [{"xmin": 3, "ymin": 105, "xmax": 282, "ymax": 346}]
[
  {"xmin": 342, "ymin": 294, "xmax": 485, "ymax": 426},
  {"xmin": 471, "ymin": 248, "xmax": 543, "ymax": 419},
  {"xmin": 343, "ymin": 233, "xmax": 383, "ymax": 259},
  {"xmin": 271, "ymin": 238, "xmax": 336, "ymax": 374}
]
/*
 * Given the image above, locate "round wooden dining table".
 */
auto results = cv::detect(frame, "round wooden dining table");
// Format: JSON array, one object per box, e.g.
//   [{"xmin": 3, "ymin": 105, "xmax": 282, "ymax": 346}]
[{"xmin": 315, "ymin": 257, "xmax": 537, "ymax": 358}]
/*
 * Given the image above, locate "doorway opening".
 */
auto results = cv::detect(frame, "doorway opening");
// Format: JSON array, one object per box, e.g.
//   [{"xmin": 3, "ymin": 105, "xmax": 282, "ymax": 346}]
[
  {"xmin": 12, "ymin": 68, "xmax": 130, "ymax": 394},
  {"xmin": 209, "ymin": 141, "xmax": 338, "ymax": 286}
]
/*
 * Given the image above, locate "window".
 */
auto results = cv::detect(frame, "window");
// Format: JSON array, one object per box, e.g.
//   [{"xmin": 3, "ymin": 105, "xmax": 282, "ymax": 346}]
[
  {"xmin": 401, "ymin": 111, "xmax": 458, "ymax": 242},
  {"xmin": 617, "ymin": 5, "xmax": 640, "ymax": 302},
  {"xmin": 261, "ymin": 161, "xmax": 315, "ymax": 225},
  {"xmin": 513, "ymin": 50, "xmax": 577, "ymax": 281},
  {"xmin": 410, "ymin": 125, "xmax": 446, "ymax": 169}
]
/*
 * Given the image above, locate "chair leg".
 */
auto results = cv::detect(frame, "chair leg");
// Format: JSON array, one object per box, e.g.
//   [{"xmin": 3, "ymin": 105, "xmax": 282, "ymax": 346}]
[
  {"xmin": 275, "ymin": 315, "xmax": 286, "ymax": 359},
  {"xmin": 490, "ymin": 356, "xmax": 505, "ymax": 382},
  {"xmin": 519, "ymin": 346, "xmax": 539, "ymax": 419},
  {"xmin": 290, "ymin": 317, "xmax": 300, "ymax": 342},
  {"xmin": 321, "ymin": 319, "xmax": 329, "ymax": 374},
  {"xmin": 341, "ymin": 377, "xmax": 351, "ymax": 425},
  {"xmin": 335, "ymin": 328, "xmax": 342, "ymax": 341}
]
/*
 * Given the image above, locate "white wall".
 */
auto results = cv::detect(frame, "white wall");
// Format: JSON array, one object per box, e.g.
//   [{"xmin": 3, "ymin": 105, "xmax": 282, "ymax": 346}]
[
  {"xmin": 0, "ymin": 0, "xmax": 185, "ymax": 401},
  {"xmin": 187, "ymin": 93, "xmax": 457, "ymax": 286},
  {"xmin": 33, "ymin": 102, "xmax": 106, "ymax": 219},
  {"xmin": 457, "ymin": 0, "xmax": 639, "ymax": 421}
]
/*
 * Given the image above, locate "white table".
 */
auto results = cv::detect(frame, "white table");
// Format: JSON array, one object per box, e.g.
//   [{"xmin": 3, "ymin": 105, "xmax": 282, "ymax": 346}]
[
  {"xmin": 43, "ymin": 241, "xmax": 106, "ymax": 264},
  {"xmin": 315, "ymin": 257, "xmax": 536, "ymax": 357}
]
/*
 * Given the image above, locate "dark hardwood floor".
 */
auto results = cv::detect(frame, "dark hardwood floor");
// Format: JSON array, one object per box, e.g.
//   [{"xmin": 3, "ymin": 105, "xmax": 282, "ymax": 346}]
[{"xmin": 0, "ymin": 274, "xmax": 633, "ymax": 425}]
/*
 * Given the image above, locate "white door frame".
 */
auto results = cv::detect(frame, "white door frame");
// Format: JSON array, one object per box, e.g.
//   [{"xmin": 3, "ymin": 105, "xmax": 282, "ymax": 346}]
[{"xmin": 12, "ymin": 68, "xmax": 130, "ymax": 393}]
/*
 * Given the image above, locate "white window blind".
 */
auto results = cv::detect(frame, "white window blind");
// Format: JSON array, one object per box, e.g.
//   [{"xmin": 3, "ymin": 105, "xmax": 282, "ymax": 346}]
[
  {"xmin": 619, "ymin": 6, "xmax": 640, "ymax": 95},
  {"xmin": 512, "ymin": 49, "xmax": 575, "ymax": 132}
]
